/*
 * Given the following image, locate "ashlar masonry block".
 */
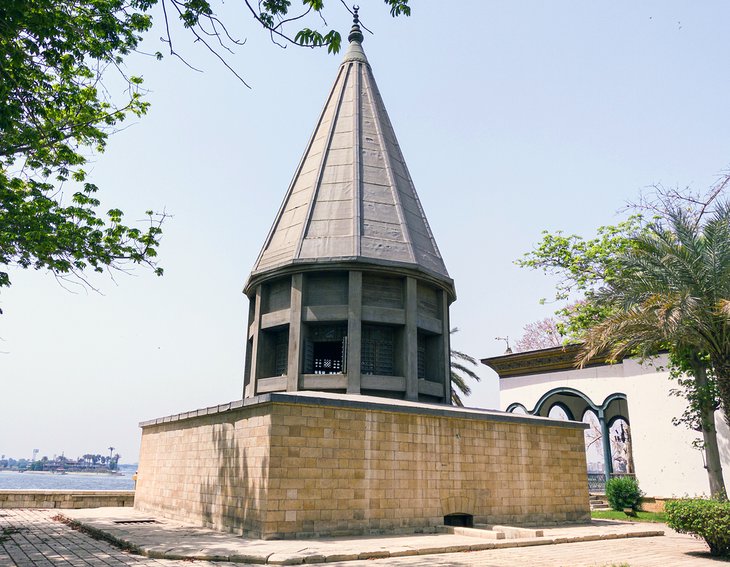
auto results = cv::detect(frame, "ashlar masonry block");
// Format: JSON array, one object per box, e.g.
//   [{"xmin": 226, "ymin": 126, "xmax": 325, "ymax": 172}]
[{"xmin": 135, "ymin": 392, "xmax": 590, "ymax": 539}]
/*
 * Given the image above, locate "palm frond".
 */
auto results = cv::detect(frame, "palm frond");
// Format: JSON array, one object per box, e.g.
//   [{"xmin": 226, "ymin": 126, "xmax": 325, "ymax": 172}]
[
  {"xmin": 579, "ymin": 202, "xmax": 730, "ymax": 425},
  {"xmin": 449, "ymin": 328, "xmax": 480, "ymax": 406},
  {"xmin": 451, "ymin": 361, "xmax": 480, "ymax": 382}
]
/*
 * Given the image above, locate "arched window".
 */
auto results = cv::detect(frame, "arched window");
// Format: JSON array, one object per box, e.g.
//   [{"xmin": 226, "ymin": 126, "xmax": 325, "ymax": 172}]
[
  {"xmin": 548, "ymin": 403, "xmax": 571, "ymax": 421},
  {"xmin": 582, "ymin": 409, "xmax": 605, "ymax": 473},
  {"xmin": 609, "ymin": 417, "xmax": 632, "ymax": 474}
]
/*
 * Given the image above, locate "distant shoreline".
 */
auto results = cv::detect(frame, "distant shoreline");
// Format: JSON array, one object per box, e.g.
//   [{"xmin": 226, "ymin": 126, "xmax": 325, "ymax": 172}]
[
  {"xmin": 0, "ymin": 470, "xmax": 124, "ymax": 476},
  {"xmin": 0, "ymin": 468, "xmax": 135, "ymax": 491}
]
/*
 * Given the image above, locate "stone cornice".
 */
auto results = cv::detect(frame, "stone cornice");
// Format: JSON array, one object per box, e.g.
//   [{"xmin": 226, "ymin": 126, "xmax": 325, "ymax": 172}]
[
  {"xmin": 243, "ymin": 258, "xmax": 456, "ymax": 301},
  {"xmin": 481, "ymin": 344, "xmax": 618, "ymax": 379}
]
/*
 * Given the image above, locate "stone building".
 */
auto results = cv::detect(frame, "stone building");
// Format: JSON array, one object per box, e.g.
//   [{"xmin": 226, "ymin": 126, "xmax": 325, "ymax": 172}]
[
  {"xmin": 483, "ymin": 345, "xmax": 730, "ymax": 499},
  {"xmin": 242, "ymin": 16, "xmax": 454, "ymax": 404},
  {"xmin": 134, "ymin": 16, "xmax": 591, "ymax": 538}
]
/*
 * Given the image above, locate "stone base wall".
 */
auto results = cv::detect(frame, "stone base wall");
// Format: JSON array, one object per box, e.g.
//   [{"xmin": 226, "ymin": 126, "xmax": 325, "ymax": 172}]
[
  {"xmin": 0, "ymin": 490, "xmax": 134, "ymax": 509},
  {"xmin": 135, "ymin": 393, "xmax": 590, "ymax": 539},
  {"xmin": 640, "ymin": 496, "xmax": 672, "ymax": 513},
  {"xmin": 134, "ymin": 402, "xmax": 272, "ymax": 536}
]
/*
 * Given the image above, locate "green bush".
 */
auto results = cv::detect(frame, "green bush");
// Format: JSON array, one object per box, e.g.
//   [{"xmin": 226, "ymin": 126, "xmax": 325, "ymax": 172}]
[
  {"xmin": 605, "ymin": 476, "xmax": 643, "ymax": 511},
  {"xmin": 665, "ymin": 498, "xmax": 730, "ymax": 556}
]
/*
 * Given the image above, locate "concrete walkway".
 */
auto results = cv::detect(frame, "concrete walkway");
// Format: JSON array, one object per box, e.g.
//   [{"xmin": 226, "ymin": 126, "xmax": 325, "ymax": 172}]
[{"xmin": 0, "ymin": 508, "xmax": 722, "ymax": 566}]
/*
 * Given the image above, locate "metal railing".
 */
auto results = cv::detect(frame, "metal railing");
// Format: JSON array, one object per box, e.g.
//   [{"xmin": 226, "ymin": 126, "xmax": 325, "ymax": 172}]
[{"xmin": 587, "ymin": 472, "xmax": 636, "ymax": 493}]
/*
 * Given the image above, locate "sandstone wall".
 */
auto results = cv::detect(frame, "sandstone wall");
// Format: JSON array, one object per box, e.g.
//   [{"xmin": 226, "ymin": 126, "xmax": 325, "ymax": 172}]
[
  {"xmin": 0, "ymin": 490, "xmax": 134, "ymax": 509},
  {"xmin": 134, "ymin": 401, "xmax": 272, "ymax": 536},
  {"xmin": 135, "ymin": 393, "xmax": 589, "ymax": 538}
]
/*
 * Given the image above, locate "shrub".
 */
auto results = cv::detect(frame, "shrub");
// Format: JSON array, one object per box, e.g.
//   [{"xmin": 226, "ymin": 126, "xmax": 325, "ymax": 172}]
[
  {"xmin": 665, "ymin": 498, "xmax": 730, "ymax": 556},
  {"xmin": 605, "ymin": 476, "xmax": 643, "ymax": 511}
]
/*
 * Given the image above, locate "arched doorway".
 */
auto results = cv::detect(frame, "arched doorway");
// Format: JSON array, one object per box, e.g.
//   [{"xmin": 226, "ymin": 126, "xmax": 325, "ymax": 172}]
[
  {"xmin": 582, "ymin": 409, "xmax": 605, "ymax": 473},
  {"xmin": 609, "ymin": 417, "xmax": 634, "ymax": 474}
]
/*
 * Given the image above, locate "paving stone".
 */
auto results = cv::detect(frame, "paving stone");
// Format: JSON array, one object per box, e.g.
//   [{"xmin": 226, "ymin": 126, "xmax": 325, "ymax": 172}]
[
  {"xmin": 267, "ymin": 553, "xmax": 306, "ymax": 565},
  {"xmin": 0, "ymin": 508, "xmax": 723, "ymax": 567},
  {"xmin": 321, "ymin": 553, "xmax": 359, "ymax": 562},
  {"xmin": 302, "ymin": 554, "xmax": 326, "ymax": 564},
  {"xmin": 227, "ymin": 553, "xmax": 268, "ymax": 564}
]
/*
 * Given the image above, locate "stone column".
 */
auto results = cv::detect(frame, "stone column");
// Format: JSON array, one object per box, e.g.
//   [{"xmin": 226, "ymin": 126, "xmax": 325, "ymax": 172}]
[
  {"xmin": 405, "ymin": 277, "xmax": 418, "ymax": 401},
  {"xmin": 598, "ymin": 409, "xmax": 613, "ymax": 484},
  {"xmin": 287, "ymin": 274, "xmax": 303, "ymax": 392},
  {"xmin": 246, "ymin": 286, "xmax": 263, "ymax": 398},
  {"xmin": 243, "ymin": 300, "xmax": 256, "ymax": 398},
  {"xmin": 441, "ymin": 290, "xmax": 452, "ymax": 405},
  {"xmin": 346, "ymin": 271, "xmax": 362, "ymax": 394}
]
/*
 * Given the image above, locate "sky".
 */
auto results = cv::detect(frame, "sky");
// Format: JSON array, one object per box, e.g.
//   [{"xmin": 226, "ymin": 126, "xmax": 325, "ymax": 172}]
[{"xmin": 2, "ymin": 1, "xmax": 730, "ymax": 464}]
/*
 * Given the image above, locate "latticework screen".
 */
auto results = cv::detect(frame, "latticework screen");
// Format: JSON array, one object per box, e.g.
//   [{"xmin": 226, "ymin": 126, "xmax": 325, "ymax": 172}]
[{"xmin": 361, "ymin": 325, "xmax": 395, "ymax": 376}]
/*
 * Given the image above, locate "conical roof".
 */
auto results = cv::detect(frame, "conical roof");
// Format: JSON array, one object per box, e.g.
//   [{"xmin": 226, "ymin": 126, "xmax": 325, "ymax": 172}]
[{"xmin": 247, "ymin": 20, "xmax": 452, "ymax": 296}]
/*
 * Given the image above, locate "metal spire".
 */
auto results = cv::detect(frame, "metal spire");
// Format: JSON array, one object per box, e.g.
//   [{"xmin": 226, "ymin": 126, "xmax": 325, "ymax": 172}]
[
  {"xmin": 348, "ymin": 5, "xmax": 364, "ymax": 44},
  {"xmin": 246, "ymin": 2, "xmax": 453, "ymax": 295}
]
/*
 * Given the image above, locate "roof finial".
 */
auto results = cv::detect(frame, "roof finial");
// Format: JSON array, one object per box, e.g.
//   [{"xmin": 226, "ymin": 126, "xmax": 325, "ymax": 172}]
[{"xmin": 348, "ymin": 5, "xmax": 364, "ymax": 44}]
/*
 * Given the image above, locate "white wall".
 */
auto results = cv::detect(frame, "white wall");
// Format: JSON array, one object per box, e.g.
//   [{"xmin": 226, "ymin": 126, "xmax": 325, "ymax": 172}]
[{"xmin": 500, "ymin": 356, "xmax": 730, "ymax": 498}]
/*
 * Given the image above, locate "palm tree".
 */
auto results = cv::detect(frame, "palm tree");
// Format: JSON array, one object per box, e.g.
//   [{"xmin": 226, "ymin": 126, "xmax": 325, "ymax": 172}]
[
  {"xmin": 450, "ymin": 328, "xmax": 481, "ymax": 406},
  {"xmin": 579, "ymin": 204, "xmax": 730, "ymax": 497}
]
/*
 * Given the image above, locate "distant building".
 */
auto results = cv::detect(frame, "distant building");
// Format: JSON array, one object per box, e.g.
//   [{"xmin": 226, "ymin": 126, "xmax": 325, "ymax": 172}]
[{"xmin": 483, "ymin": 345, "xmax": 730, "ymax": 498}]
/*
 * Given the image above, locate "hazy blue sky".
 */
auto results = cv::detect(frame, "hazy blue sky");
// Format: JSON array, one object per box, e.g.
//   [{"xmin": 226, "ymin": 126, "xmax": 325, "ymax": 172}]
[{"xmin": 2, "ymin": 1, "xmax": 729, "ymax": 464}]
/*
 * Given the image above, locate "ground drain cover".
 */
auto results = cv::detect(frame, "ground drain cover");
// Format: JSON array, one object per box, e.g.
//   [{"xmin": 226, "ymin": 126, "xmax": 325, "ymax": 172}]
[{"xmin": 113, "ymin": 519, "xmax": 160, "ymax": 525}]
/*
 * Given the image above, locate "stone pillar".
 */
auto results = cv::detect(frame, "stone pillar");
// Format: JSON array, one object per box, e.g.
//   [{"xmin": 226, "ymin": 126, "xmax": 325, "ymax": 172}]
[
  {"xmin": 441, "ymin": 290, "xmax": 452, "ymax": 405},
  {"xmin": 243, "ymin": 300, "xmax": 255, "ymax": 398},
  {"xmin": 347, "ymin": 271, "xmax": 362, "ymax": 394},
  {"xmin": 287, "ymin": 274, "xmax": 303, "ymax": 391},
  {"xmin": 405, "ymin": 277, "xmax": 418, "ymax": 401},
  {"xmin": 246, "ymin": 287, "xmax": 262, "ymax": 398}
]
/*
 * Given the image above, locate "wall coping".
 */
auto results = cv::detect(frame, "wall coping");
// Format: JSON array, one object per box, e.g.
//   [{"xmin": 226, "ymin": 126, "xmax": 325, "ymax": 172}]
[
  {"xmin": 139, "ymin": 391, "xmax": 588, "ymax": 430},
  {"xmin": 0, "ymin": 490, "xmax": 134, "ymax": 495}
]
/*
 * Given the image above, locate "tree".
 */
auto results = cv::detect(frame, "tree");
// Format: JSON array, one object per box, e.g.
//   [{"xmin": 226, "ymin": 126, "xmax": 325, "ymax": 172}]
[
  {"xmin": 1, "ymin": 0, "xmax": 165, "ymax": 293},
  {"xmin": 514, "ymin": 316, "xmax": 563, "ymax": 352},
  {"xmin": 1, "ymin": 0, "xmax": 410, "ymax": 298},
  {"xmin": 450, "ymin": 328, "xmax": 480, "ymax": 407},
  {"xmin": 516, "ymin": 216, "xmax": 644, "ymax": 341},
  {"xmin": 242, "ymin": 0, "xmax": 410, "ymax": 56},
  {"xmin": 518, "ymin": 180, "xmax": 730, "ymax": 497},
  {"xmin": 580, "ymin": 204, "xmax": 730, "ymax": 497}
]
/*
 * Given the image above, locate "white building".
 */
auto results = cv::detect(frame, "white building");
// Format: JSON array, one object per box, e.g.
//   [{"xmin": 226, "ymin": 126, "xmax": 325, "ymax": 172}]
[{"xmin": 482, "ymin": 345, "xmax": 730, "ymax": 498}]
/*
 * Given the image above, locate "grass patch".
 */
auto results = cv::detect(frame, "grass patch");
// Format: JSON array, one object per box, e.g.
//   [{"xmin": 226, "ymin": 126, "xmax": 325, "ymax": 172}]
[{"xmin": 592, "ymin": 510, "xmax": 666, "ymax": 523}]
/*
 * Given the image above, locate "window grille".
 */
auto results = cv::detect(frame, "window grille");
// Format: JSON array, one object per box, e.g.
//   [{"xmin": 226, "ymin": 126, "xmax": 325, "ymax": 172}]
[
  {"xmin": 417, "ymin": 334, "xmax": 426, "ymax": 380},
  {"xmin": 304, "ymin": 325, "xmax": 347, "ymax": 374},
  {"xmin": 304, "ymin": 339, "xmax": 314, "ymax": 374},
  {"xmin": 313, "ymin": 341, "xmax": 344, "ymax": 373},
  {"xmin": 273, "ymin": 330, "xmax": 288, "ymax": 375},
  {"xmin": 362, "ymin": 325, "xmax": 395, "ymax": 376}
]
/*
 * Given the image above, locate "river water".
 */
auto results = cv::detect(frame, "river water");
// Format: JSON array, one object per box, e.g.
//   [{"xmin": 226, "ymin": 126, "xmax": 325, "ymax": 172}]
[{"xmin": 0, "ymin": 469, "xmax": 136, "ymax": 490}]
